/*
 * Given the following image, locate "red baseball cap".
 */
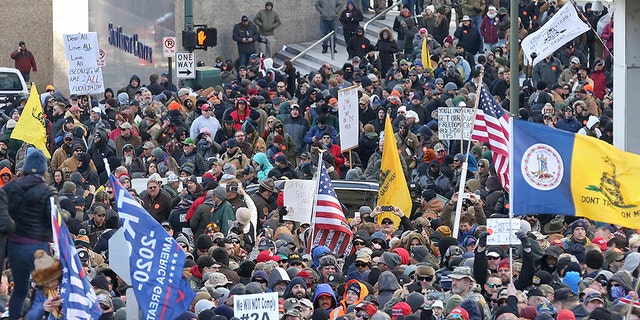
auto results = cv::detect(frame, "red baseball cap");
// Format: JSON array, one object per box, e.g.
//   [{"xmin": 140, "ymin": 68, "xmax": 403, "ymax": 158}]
[
  {"xmin": 591, "ymin": 236, "xmax": 608, "ymax": 251},
  {"xmin": 257, "ymin": 250, "xmax": 280, "ymax": 263}
]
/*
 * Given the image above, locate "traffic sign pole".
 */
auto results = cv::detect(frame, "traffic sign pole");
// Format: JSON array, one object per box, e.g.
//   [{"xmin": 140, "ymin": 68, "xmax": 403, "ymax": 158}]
[{"xmin": 168, "ymin": 57, "xmax": 173, "ymax": 92}]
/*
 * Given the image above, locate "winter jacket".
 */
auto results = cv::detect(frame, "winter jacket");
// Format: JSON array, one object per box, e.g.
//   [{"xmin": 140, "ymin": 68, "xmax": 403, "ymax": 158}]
[
  {"xmin": 254, "ymin": 8, "xmax": 281, "ymax": 36},
  {"xmin": 252, "ymin": 152, "xmax": 274, "ymax": 181},
  {"xmin": 375, "ymin": 28, "xmax": 399, "ymax": 75},
  {"xmin": 0, "ymin": 188, "xmax": 15, "ymax": 269},
  {"xmin": 339, "ymin": 3, "xmax": 364, "ymax": 33},
  {"xmin": 377, "ymin": 271, "xmax": 400, "ymax": 308},
  {"xmin": 462, "ymin": 0, "xmax": 487, "ymax": 16},
  {"xmin": 5, "ymin": 174, "xmax": 54, "ymax": 243},
  {"xmin": 453, "ymin": 25, "xmax": 482, "ymax": 55},
  {"xmin": 232, "ymin": 22, "xmax": 260, "ymax": 54},
  {"xmin": 313, "ymin": 284, "xmax": 338, "ymax": 310},
  {"xmin": 284, "ymin": 115, "xmax": 310, "ymax": 155},
  {"xmin": 330, "ymin": 280, "xmax": 369, "ymax": 319},
  {"xmin": 480, "ymin": 15, "xmax": 500, "ymax": 44},
  {"xmin": 532, "ymin": 57, "xmax": 563, "ymax": 89},
  {"xmin": 316, "ymin": 0, "xmax": 343, "ymax": 21}
]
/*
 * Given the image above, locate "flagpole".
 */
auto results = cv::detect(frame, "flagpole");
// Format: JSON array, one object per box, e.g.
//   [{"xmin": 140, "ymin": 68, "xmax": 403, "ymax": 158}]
[
  {"xmin": 307, "ymin": 149, "xmax": 325, "ymax": 254},
  {"xmin": 453, "ymin": 69, "xmax": 485, "ymax": 239},
  {"xmin": 508, "ymin": 112, "xmax": 515, "ymax": 285},
  {"xmin": 569, "ymin": 0, "xmax": 613, "ymax": 58}
]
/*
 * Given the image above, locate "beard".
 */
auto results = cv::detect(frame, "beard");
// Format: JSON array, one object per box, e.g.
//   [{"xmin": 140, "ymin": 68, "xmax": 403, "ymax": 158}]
[{"xmin": 125, "ymin": 155, "xmax": 133, "ymax": 166}]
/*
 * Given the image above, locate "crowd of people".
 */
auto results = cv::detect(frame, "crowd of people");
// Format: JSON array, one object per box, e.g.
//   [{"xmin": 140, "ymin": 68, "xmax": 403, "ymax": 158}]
[{"xmin": 0, "ymin": 0, "xmax": 630, "ymax": 320}]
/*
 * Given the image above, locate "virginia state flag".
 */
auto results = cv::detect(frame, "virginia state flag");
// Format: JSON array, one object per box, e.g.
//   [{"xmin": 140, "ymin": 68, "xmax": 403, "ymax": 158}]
[
  {"xmin": 109, "ymin": 174, "xmax": 195, "ymax": 319},
  {"xmin": 377, "ymin": 115, "xmax": 411, "ymax": 226},
  {"xmin": 512, "ymin": 120, "xmax": 640, "ymax": 229},
  {"xmin": 11, "ymin": 84, "xmax": 51, "ymax": 158}
]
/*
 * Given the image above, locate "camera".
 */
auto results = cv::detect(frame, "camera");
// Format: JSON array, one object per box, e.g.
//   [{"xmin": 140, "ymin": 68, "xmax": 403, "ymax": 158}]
[{"xmin": 381, "ymin": 205, "xmax": 394, "ymax": 212}]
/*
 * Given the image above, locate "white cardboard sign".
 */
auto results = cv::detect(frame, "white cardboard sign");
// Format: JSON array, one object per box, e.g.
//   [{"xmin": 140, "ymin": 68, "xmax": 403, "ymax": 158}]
[
  {"xmin": 486, "ymin": 218, "xmax": 521, "ymax": 245},
  {"xmin": 437, "ymin": 107, "xmax": 475, "ymax": 140}
]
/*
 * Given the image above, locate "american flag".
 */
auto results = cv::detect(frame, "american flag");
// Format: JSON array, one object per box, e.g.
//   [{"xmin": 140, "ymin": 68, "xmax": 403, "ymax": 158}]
[
  {"xmin": 50, "ymin": 200, "xmax": 103, "ymax": 319},
  {"xmin": 310, "ymin": 161, "xmax": 353, "ymax": 256},
  {"xmin": 471, "ymin": 86, "xmax": 511, "ymax": 192}
]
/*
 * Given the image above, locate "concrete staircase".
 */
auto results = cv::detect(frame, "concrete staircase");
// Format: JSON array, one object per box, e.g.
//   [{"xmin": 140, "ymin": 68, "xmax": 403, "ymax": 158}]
[{"xmin": 272, "ymin": 11, "xmax": 399, "ymax": 76}]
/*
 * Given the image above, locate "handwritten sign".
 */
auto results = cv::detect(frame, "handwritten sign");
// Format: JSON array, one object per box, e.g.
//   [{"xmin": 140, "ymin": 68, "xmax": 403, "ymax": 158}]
[
  {"xmin": 63, "ymin": 32, "xmax": 99, "ymax": 67},
  {"xmin": 283, "ymin": 179, "xmax": 316, "ymax": 224},
  {"xmin": 64, "ymin": 32, "xmax": 104, "ymax": 94},
  {"xmin": 486, "ymin": 218, "xmax": 521, "ymax": 245},
  {"xmin": 338, "ymin": 86, "xmax": 359, "ymax": 152},
  {"xmin": 68, "ymin": 66, "xmax": 105, "ymax": 94},
  {"xmin": 437, "ymin": 107, "xmax": 475, "ymax": 140},
  {"xmin": 234, "ymin": 292, "xmax": 279, "ymax": 320}
]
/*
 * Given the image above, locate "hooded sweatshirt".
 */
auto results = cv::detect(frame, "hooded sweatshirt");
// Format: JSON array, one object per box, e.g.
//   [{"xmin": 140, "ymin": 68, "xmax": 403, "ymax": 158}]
[
  {"xmin": 313, "ymin": 283, "xmax": 337, "ymax": 311},
  {"xmin": 377, "ymin": 271, "xmax": 400, "ymax": 308},
  {"xmin": 252, "ymin": 152, "xmax": 274, "ymax": 181},
  {"xmin": 330, "ymin": 279, "xmax": 369, "ymax": 320}
]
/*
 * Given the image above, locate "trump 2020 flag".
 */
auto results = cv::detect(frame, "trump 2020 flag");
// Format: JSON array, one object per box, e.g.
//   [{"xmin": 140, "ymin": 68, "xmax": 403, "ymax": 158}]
[
  {"xmin": 50, "ymin": 200, "xmax": 102, "ymax": 319},
  {"xmin": 377, "ymin": 114, "xmax": 412, "ymax": 226},
  {"xmin": 512, "ymin": 120, "xmax": 640, "ymax": 229},
  {"xmin": 521, "ymin": 3, "xmax": 589, "ymax": 66},
  {"xmin": 109, "ymin": 174, "xmax": 195, "ymax": 319},
  {"xmin": 11, "ymin": 85, "xmax": 51, "ymax": 158}
]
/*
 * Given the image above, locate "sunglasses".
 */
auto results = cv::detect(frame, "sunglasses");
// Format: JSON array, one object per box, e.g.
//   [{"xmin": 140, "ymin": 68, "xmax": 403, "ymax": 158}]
[
  {"xmin": 478, "ymin": 165, "xmax": 485, "ymax": 168},
  {"xmin": 353, "ymin": 240, "xmax": 365, "ymax": 245},
  {"xmin": 487, "ymin": 256, "xmax": 500, "ymax": 260},
  {"xmin": 356, "ymin": 262, "xmax": 368, "ymax": 268},
  {"xmin": 381, "ymin": 221, "xmax": 393, "ymax": 225},
  {"xmin": 418, "ymin": 276, "xmax": 433, "ymax": 282},
  {"xmin": 356, "ymin": 312, "xmax": 370, "ymax": 320},
  {"xmin": 231, "ymin": 239, "xmax": 240, "ymax": 244},
  {"xmin": 487, "ymin": 283, "xmax": 501, "ymax": 288}
]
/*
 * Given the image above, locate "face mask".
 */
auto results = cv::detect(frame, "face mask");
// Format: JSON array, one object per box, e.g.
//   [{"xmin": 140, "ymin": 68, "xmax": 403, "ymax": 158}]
[
  {"xmin": 611, "ymin": 285, "xmax": 625, "ymax": 299},
  {"xmin": 488, "ymin": 12, "xmax": 497, "ymax": 19}
]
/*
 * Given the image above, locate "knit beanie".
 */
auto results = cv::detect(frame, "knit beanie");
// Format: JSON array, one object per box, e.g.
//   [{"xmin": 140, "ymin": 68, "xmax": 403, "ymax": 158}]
[
  {"xmin": 91, "ymin": 274, "xmax": 110, "ymax": 291},
  {"xmin": 196, "ymin": 234, "xmax": 213, "ymax": 250},
  {"xmin": 74, "ymin": 229, "xmax": 91, "ymax": 248},
  {"xmin": 562, "ymin": 271, "xmax": 581, "ymax": 294},
  {"xmin": 24, "ymin": 149, "xmax": 47, "ymax": 175},
  {"xmin": 410, "ymin": 246, "xmax": 429, "ymax": 263},
  {"xmin": 585, "ymin": 250, "xmax": 604, "ymax": 270},
  {"xmin": 445, "ymin": 294, "xmax": 463, "ymax": 315},
  {"xmin": 406, "ymin": 292, "xmax": 424, "ymax": 312},
  {"xmin": 381, "ymin": 252, "xmax": 401, "ymax": 269}
]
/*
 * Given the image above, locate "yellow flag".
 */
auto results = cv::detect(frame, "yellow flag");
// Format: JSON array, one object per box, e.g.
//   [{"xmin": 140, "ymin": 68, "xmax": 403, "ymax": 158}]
[
  {"xmin": 421, "ymin": 37, "xmax": 433, "ymax": 70},
  {"xmin": 11, "ymin": 85, "xmax": 51, "ymax": 158},
  {"xmin": 377, "ymin": 115, "xmax": 412, "ymax": 226}
]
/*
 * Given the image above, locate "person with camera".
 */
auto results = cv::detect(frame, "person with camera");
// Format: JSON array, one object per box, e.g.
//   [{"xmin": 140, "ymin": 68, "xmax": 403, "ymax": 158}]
[{"xmin": 10, "ymin": 41, "xmax": 37, "ymax": 82}]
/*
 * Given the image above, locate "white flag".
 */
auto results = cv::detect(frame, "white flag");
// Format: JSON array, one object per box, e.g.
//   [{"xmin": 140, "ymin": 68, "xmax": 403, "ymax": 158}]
[{"xmin": 522, "ymin": 3, "xmax": 590, "ymax": 66}]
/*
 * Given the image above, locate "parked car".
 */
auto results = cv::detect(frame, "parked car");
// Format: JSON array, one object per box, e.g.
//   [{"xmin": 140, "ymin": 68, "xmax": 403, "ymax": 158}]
[{"xmin": 0, "ymin": 67, "xmax": 28, "ymax": 108}]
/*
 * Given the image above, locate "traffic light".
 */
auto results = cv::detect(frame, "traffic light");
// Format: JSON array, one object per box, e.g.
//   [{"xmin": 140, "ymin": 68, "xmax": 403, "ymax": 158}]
[
  {"xmin": 196, "ymin": 27, "xmax": 217, "ymax": 48},
  {"xmin": 182, "ymin": 30, "xmax": 196, "ymax": 52}
]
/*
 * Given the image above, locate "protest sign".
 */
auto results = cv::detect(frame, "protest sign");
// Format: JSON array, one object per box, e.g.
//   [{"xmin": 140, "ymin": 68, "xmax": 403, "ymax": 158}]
[
  {"xmin": 64, "ymin": 32, "xmax": 104, "ymax": 94},
  {"xmin": 438, "ymin": 107, "xmax": 475, "ymax": 140},
  {"xmin": 283, "ymin": 179, "xmax": 316, "ymax": 224},
  {"xmin": 338, "ymin": 86, "xmax": 359, "ymax": 152},
  {"xmin": 234, "ymin": 292, "xmax": 279, "ymax": 320},
  {"xmin": 486, "ymin": 218, "xmax": 521, "ymax": 245}
]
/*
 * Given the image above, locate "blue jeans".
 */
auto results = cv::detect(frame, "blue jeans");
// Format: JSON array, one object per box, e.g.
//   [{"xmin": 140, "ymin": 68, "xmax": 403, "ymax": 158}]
[
  {"xmin": 320, "ymin": 19, "xmax": 337, "ymax": 48},
  {"xmin": 470, "ymin": 15, "xmax": 484, "ymax": 50},
  {"xmin": 21, "ymin": 72, "xmax": 29, "ymax": 82},
  {"xmin": 7, "ymin": 240, "xmax": 50, "ymax": 320}
]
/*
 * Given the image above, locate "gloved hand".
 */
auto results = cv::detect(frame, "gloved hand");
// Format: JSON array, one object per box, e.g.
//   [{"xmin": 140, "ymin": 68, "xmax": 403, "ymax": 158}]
[
  {"xmin": 477, "ymin": 231, "xmax": 489, "ymax": 248},
  {"xmin": 516, "ymin": 231, "xmax": 531, "ymax": 249}
]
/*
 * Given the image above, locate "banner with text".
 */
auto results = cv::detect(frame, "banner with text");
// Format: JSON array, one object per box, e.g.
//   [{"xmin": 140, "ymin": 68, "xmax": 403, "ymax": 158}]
[
  {"xmin": 63, "ymin": 32, "xmax": 104, "ymax": 94},
  {"xmin": 338, "ymin": 86, "xmax": 359, "ymax": 152},
  {"xmin": 438, "ymin": 107, "xmax": 475, "ymax": 141},
  {"xmin": 283, "ymin": 179, "xmax": 316, "ymax": 224},
  {"xmin": 486, "ymin": 218, "xmax": 521, "ymax": 245}
]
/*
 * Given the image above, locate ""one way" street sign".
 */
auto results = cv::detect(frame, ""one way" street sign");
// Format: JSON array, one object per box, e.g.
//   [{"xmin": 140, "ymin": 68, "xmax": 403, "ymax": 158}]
[{"xmin": 175, "ymin": 52, "xmax": 195, "ymax": 79}]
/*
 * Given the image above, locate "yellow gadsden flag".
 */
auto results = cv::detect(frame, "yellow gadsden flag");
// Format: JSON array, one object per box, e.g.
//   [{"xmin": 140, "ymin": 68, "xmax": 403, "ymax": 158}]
[
  {"xmin": 377, "ymin": 115, "xmax": 412, "ymax": 226},
  {"xmin": 421, "ymin": 37, "xmax": 433, "ymax": 70},
  {"xmin": 11, "ymin": 85, "xmax": 51, "ymax": 158}
]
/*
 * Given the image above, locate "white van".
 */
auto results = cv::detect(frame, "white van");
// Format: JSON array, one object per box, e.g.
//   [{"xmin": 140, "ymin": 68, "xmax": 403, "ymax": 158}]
[{"xmin": 0, "ymin": 67, "xmax": 28, "ymax": 108}]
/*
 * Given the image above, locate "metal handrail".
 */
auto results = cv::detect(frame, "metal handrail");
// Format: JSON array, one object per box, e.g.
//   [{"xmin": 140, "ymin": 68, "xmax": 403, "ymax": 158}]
[
  {"xmin": 363, "ymin": 0, "xmax": 403, "ymax": 34},
  {"xmin": 278, "ymin": 30, "xmax": 336, "ymax": 71}
]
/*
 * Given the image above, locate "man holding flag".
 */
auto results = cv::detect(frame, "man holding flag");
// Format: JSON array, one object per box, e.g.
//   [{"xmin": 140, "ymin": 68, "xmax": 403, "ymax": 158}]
[{"xmin": 412, "ymin": 28, "xmax": 440, "ymax": 69}]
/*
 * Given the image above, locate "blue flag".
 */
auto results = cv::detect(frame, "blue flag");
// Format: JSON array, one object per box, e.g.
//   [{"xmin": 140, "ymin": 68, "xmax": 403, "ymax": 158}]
[
  {"xmin": 109, "ymin": 174, "xmax": 195, "ymax": 319},
  {"xmin": 51, "ymin": 203, "xmax": 102, "ymax": 319}
]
